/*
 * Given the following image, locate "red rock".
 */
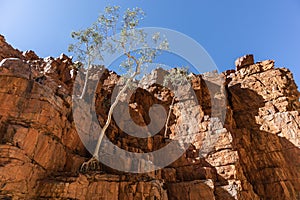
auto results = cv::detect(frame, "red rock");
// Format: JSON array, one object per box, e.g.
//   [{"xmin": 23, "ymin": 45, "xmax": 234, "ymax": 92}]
[
  {"xmin": 235, "ymin": 54, "xmax": 254, "ymax": 70},
  {"xmin": 22, "ymin": 50, "xmax": 39, "ymax": 60},
  {"xmin": 0, "ymin": 36, "xmax": 299, "ymax": 200}
]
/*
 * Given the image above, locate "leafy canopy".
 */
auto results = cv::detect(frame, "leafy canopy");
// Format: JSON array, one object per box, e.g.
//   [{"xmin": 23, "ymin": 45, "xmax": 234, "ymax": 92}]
[{"xmin": 68, "ymin": 6, "xmax": 168, "ymax": 74}]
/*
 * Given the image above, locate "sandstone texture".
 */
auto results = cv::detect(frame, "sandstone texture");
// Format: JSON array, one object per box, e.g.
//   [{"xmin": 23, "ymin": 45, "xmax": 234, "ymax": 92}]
[{"xmin": 0, "ymin": 35, "xmax": 299, "ymax": 199}]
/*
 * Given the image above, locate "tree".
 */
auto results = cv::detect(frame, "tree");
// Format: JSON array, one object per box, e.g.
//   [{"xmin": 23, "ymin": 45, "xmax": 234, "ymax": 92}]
[
  {"xmin": 162, "ymin": 68, "xmax": 191, "ymax": 138},
  {"xmin": 69, "ymin": 6, "xmax": 168, "ymax": 172}
]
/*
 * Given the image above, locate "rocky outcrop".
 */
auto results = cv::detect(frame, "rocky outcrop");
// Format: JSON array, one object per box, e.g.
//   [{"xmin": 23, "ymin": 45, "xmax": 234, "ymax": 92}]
[
  {"xmin": 0, "ymin": 35, "xmax": 299, "ymax": 199},
  {"xmin": 227, "ymin": 57, "xmax": 300, "ymax": 199},
  {"xmin": 0, "ymin": 36, "xmax": 25, "ymax": 61},
  {"xmin": 234, "ymin": 54, "xmax": 254, "ymax": 71}
]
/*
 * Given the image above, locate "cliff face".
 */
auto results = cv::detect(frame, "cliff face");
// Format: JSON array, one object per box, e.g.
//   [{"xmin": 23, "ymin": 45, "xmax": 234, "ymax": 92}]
[{"xmin": 0, "ymin": 35, "xmax": 299, "ymax": 200}]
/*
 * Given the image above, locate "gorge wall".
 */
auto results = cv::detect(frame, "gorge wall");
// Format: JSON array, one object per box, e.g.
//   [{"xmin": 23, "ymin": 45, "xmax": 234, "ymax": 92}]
[{"xmin": 0, "ymin": 35, "xmax": 299, "ymax": 200}]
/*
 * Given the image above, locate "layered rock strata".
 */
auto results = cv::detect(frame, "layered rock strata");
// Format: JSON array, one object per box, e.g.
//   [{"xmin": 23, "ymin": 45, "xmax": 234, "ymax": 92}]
[{"xmin": 0, "ymin": 35, "xmax": 299, "ymax": 199}]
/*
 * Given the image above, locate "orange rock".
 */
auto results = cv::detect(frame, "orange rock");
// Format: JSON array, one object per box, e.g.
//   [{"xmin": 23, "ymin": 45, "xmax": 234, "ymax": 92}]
[{"xmin": 0, "ymin": 36, "xmax": 299, "ymax": 200}]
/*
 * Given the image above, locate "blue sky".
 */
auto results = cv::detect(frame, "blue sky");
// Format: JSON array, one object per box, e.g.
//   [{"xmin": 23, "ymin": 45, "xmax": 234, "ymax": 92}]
[{"xmin": 1, "ymin": 0, "xmax": 300, "ymax": 86}]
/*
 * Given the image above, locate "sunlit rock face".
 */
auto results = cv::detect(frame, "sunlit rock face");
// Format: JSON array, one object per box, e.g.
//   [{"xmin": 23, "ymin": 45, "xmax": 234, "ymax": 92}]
[{"xmin": 0, "ymin": 35, "xmax": 299, "ymax": 199}]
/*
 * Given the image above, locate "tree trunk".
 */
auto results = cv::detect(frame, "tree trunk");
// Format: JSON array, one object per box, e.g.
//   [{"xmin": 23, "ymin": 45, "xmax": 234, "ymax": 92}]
[
  {"xmin": 164, "ymin": 96, "xmax": 175, "ymax": 138},
  {"xmin": 79, "ymin": 64, "xmax": 91, "ymax": 99},
  {"xmin": 92, "ymin": 70, "xmax": 139, "ymax": 158}
]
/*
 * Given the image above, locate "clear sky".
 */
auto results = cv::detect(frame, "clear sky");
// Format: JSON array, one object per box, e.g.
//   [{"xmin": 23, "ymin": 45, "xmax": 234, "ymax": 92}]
[{"xmin": 1, "ymin": 0, "xmax": 300, "ymax": 86}]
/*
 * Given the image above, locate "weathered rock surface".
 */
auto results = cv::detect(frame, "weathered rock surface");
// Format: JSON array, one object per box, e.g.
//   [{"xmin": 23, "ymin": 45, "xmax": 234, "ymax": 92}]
[
  {"xmin": 0, "ymin": 35, "xmax": 299, "ymax": 199},
  {"xmin": 234, "ymin": 54, "xmax": 254, "ymax": 71}
]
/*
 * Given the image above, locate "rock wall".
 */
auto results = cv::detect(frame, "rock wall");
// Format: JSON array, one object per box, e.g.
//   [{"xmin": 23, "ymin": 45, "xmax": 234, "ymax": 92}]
[{"xmin": 0, "ymin": 35, "xmax": 299, "ymax": 199}]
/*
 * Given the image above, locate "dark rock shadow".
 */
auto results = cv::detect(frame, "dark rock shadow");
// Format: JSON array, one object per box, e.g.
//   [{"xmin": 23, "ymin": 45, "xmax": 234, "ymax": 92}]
[{"xmin": 228, "ymin": 83, "xmax": 300, "ymax": 200}]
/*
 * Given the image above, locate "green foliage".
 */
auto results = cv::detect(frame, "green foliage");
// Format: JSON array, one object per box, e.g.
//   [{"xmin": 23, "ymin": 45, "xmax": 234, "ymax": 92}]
[
  {"xmin": 163, "ymin": 67, "xmax": 191, "ymax": 89},
  {"xmin": 68, "ymin": 5, "xmax": 168, "ymax": 74}
]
